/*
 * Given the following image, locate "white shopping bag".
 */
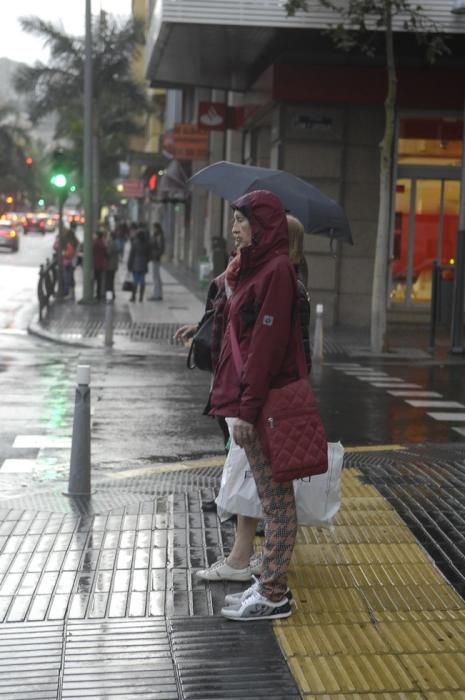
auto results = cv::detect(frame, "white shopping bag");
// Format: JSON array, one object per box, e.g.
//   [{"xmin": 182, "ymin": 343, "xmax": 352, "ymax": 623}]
[
  {"xmin": 216, "ymin": 419, "xmax": 263, "ymax": 521},
  {"xmin": 294, "ymin": 441, "xmax": 344, "ymax": 527},
  {"xmin": 216, "ymin": 419, "xmax": 343, "ymax": 528}
]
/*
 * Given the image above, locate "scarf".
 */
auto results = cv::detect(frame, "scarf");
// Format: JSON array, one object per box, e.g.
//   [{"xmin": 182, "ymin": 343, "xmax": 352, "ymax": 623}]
[{"xmin": 225, "ymin": 252, "xmax": 241, "ymax": 292}]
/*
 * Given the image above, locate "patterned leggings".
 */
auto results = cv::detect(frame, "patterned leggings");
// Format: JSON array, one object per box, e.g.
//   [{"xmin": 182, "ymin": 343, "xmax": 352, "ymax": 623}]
[{"xmin": 244, "ymin": 433, "xmax": 297, "ymax": 602}]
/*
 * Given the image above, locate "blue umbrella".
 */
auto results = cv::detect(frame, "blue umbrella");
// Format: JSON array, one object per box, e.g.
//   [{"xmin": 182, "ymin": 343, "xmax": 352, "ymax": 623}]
[{"xmin": 189, "ymin": 160, "xmax": 353, "ymax": 244}]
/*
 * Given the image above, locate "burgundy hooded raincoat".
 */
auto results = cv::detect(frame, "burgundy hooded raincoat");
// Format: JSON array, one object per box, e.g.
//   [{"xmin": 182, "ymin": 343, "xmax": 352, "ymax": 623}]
[{"xmin": 209, "ymin": 190, "xmax": 302, "ymax": 425}]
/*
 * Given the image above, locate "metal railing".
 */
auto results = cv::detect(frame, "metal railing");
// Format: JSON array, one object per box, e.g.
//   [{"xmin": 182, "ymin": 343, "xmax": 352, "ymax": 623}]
[{"xmin": 38, "ymin": 256, "xmax": 59, "ymax": 322}]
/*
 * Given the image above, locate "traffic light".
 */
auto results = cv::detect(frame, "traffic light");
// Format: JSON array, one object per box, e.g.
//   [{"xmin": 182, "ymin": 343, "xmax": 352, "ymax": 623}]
[
  {"xmin": 49, "ymin": 148, "xmax": 69, "ymax": 190},
  {"xmin": 148, "ymin": 174, "xmax": 158, "ymax": 191},
  {"xmin": 25, "ymin": 156, "xmax": 33, "ymax": 166}
]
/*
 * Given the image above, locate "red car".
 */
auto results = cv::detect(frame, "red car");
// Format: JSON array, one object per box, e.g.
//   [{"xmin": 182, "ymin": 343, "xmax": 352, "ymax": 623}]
[
  {"xmin": 0, "ymin": 220, "xmax": 20, "ymax": 252},
  {"xmin": 24, "ymin": 212, "xmax": 46, "ymax": 235}
]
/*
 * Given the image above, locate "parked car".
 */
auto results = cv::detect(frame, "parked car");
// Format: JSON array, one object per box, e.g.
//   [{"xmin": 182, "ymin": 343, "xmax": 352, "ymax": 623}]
[
  {"xmin": 23, "ymin": 212, "xmax": 46, "ymax": 235},
  {"xmin": 44, "ymin": 213, "xmax": 59, "ymax": 232},
  {"xmin": 1, "ymin": 212, "xmax": 26, "ymax": 232},
  {"xmin": 0, "ymin": 220, "xmax": 20, "ymax": 252}
]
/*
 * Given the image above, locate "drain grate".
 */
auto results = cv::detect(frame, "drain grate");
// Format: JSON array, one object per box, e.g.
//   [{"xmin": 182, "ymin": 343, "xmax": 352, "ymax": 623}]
[
  {"xmin": 0, "ymin": 466, "xmax": 223, "ymax": 514},
  {"xmin": 62, "ymin": 617, "xmax": 178, "ymax": 699},
  {"xmin": 348, "ymin": 444, "xmax": 465, "ymax": 599},
  {"xmin": 0, "ymin": 621, "xmax": 63, "ymax": 698},
  {"xmin": 130, "ymin": 322, "xmax": 184, "ymax": 343},
  {"xmin": 170, "ymin": 616, "xmax": 301, "ymax": 699}
]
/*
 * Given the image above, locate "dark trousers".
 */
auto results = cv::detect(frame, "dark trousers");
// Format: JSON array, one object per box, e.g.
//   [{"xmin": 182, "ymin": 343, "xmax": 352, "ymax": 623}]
[
  {"xmin": 94, "ymin": 270, "xmax": 104, "ymax": 300},
  {"xmin": 105, "ymin": 269, "xmax": 116, "ymax": 298}
]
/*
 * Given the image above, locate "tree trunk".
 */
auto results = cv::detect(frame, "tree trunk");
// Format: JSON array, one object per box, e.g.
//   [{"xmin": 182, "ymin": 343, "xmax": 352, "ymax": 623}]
[{"xmin": 370, "ymin": 5, "xmax": 397, "ymax": 353}]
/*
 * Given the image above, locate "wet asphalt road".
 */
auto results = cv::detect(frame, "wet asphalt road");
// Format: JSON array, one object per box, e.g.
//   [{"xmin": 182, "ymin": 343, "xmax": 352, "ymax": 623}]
[
  {"xmin": 0, "ymin": 330, "xmax": 464, "ymax": 493},
  {"xmin": 314, "ymin": 360, "xmax": 465, "ymax": 446}
]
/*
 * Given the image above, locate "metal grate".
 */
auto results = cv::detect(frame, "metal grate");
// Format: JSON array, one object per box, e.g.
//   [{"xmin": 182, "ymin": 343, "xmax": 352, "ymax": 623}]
[
  {"xmin": 62, "ymin": 618, "xmax": 179, "ymax": 699},
  {"xmin": 170, "ymin": 616, "xmax": 301, "ymax": 699},
  {"xmin": 347, "ymin": 444, "xmax": 465, "ymax": 599},
  {"xmin": 0, "ymin": 621, "xmax": 63, "ymax": 698}
]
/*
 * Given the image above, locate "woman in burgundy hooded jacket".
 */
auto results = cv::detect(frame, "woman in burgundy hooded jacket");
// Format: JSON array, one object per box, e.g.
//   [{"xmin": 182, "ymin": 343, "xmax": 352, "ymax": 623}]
[{"xmin": 207, "ymin": 189, "xmax": 300, "ymax": 621}]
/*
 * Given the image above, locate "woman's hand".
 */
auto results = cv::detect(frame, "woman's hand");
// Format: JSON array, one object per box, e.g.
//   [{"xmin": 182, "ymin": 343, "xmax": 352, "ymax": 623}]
[
  {"xmin": 233, "ymin": 418, "xmax": 255, "ymax": 447},
  {"xmin": 174, "ymin": 324, "xmax": 198, "ymax": 343}
]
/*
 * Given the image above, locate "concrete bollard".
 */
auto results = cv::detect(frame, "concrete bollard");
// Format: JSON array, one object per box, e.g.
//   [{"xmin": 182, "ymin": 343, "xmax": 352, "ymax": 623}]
[
  {"xmin": 312, "ymin": 303, "xmax": 324, "ymax": 362},
  {"xmin": 64, "ymin": 365, "xmax": 92, "ymax": 497},
  {"xmin": 104, "ymin": 290, "xmax": 114, "ymax": 348}
]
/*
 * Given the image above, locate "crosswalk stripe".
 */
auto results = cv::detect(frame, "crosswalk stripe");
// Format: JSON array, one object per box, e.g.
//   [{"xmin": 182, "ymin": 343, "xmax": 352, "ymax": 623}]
[
  {"xmin": 405, "ymin": 400, "xmax": 465, "ymax": 409},
  {"xmin": 0, "ymin": 459, "xmax": 37, "ymax": 473},
  {"xmin": 371, "ymin": 382, "xmax": 422, "ymax": 388},
  {"xmin": 13, "ymin": 435, "xmax": 71, "ymax": 449},
  {"xmin": 427, "ymin": 412, "xmax": 465, "ymax": 422},
  {"xmin": 388, "ymin": 390, "xmax": 442, "ymax": 397}
]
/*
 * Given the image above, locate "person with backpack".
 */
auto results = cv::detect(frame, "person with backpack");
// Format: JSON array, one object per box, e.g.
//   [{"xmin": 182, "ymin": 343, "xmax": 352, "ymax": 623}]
[
  {"xmin": 148, "ymin": 222, "xmax": 165, "ymax": 300},
  {"xmin": 127, "ymin": 226, "xmax": 150, "ymax": 302}
]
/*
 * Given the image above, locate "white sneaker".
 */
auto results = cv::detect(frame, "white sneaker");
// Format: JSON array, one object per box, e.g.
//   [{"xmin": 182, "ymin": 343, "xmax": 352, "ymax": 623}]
[
  {"xmin": 196, "ymin": 558, "xmax": 253, "ymax": 582},
  {"xmin": 223, "ymin": 577, "xmax": 260, "ymax": 607},
  {"xmin": 221, "ymin": 589, "xmax": 292, "ymax": 621},
  {"xmin": 224, "ymin": 578, "xmax": 294, "ymax": 608}
]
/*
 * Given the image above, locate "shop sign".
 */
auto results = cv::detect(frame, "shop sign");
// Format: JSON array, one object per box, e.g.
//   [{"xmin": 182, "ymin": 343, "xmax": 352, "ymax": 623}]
[
  {"xmin": 198, "ymin": 102, "xmax": 227, "ymax": 131},
  {"xmin": 163, "ymin": 124, "xmax": 209, "ymax": 160},
  {"xmin": 122, "ymin": 179, "xmax": 144, "ymax": 198},
  {"xmin": 197, "ymin": 104, "xmax": 262, "ymax": 131}
]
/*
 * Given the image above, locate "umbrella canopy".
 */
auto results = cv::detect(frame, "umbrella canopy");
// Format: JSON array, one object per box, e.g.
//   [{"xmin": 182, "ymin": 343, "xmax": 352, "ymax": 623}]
[{"xmin": 189, "ymin": 161, "xmax": 353, "ymax": 244}]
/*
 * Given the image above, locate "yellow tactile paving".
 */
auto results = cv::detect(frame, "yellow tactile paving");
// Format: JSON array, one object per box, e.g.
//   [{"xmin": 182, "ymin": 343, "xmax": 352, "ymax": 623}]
[{"xmin": 274, "ymin": 466, "xmax": 465, "ymax": 698}]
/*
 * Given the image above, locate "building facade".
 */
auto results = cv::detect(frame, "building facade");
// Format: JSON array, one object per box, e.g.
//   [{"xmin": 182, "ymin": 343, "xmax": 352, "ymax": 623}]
[{"xmin": 143, "ymin": 0, "xmax": 465, "ymax": 328}]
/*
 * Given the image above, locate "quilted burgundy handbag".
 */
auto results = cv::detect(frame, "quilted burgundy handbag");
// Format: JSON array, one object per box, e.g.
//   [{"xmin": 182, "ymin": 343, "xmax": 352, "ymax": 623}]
[{"xmin": 229, "ymin": 316, "xmax": 328, "ymax": 483}]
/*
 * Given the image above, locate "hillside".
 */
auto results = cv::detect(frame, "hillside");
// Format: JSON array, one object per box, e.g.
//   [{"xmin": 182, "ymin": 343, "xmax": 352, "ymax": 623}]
[
  {"xmin": 0, "ymin": 56, "xmax": 56, "ymax": 146},
  {"xmin": 0, "ymin": 57, "xmax": 27, "ymax": 110}
]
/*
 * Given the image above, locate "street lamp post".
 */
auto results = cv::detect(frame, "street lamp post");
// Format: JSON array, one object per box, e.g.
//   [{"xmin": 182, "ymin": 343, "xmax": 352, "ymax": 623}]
[
  {"xmin": 450, "ymin": 105, "xmax": 465, "ymax": 354},
  {"xmin": 82, "ymin": 0, "xmax": 94, "ymax": 303}
]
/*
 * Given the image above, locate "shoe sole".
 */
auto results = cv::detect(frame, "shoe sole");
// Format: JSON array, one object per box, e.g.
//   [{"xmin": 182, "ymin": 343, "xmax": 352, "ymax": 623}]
[
  {"xmin": 224, "ymin": 592, "xmax": 294, "ymax": 607},
  {"xmin": 221, "ymin": 608, "xmax": 292, "ymax": 621},
  {"xmin": 195, "ymin": 571, "xmax": 253, "ymax": 583}
]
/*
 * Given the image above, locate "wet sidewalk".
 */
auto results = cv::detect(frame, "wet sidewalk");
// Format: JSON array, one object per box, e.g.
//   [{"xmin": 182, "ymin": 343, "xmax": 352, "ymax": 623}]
[
  {"xmin": 12, "ymin": 261, "xmax": 465, "ymax": 697},
  {"xmin": 1, "ymin": 444, "xmax": 465, "ymax": 698}
]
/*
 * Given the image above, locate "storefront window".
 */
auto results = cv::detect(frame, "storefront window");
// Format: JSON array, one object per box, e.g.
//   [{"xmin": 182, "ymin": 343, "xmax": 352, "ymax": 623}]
[
  {"xmin": 391, "ymin": 116, "xmax": 462, "ymax": 307},
  {"xmin": 398, "ymin": 117, "xmax": 463, "ymax": 166},
  {"xmin": 391, "ymin": 179, "xmax": 459, "ymax": 305},
  {"xmin": 398, "ymin": 116, "xmax": 463, "ymax": 166}
]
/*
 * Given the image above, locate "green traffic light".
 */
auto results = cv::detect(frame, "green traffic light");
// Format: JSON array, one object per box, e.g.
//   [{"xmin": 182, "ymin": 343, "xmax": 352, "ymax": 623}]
[
  {"xmin": 70, "ymin": 185, "xmax": 76, "ymax": 192},
  {"xmin": 51, "ymin": 173, "xmax": 68, "ymax": 188},
  {"xmin": 38, "ymin": 198, "xmax": 45, "ymax": 206}
]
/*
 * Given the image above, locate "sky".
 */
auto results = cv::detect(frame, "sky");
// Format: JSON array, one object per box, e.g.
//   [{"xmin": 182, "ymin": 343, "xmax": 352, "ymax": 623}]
[{"xmin": 2, "ymin": 0, "xmax": 132, "ymax": 65}]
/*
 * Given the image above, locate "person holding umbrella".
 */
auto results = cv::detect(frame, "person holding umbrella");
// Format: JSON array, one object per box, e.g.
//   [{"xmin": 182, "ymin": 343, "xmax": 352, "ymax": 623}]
[{"xmin": 203, "ymin": 189, "xmax": 302, "ymax": 621}]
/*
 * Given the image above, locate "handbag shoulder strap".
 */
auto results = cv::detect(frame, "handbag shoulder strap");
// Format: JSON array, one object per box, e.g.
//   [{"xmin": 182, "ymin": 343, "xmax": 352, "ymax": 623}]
[{"xmin": 229, "ymin": 322, "xmax": 243, "ymax": 377}]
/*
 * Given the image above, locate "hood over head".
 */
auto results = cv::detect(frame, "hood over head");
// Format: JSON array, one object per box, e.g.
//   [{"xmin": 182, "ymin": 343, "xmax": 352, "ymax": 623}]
[{"xmin": 231, "ymin": 189, "xmax": 288, "ymax": 270}]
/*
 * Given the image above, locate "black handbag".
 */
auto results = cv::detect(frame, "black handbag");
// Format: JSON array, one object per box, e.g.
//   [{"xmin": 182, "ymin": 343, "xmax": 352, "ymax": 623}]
[
  {"xmin": 187, "ymin": 310, "xmax": 214, "ymax": 372},
  {"xmin": 122, "ymin": 276, "xmax": 134, "ymax": 292}
]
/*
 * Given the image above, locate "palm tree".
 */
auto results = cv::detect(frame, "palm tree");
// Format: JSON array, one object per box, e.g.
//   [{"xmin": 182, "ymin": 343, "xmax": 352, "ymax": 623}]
[{"xmin": 14, "ymin": 12, "xmax": 151, "ymax": 214}]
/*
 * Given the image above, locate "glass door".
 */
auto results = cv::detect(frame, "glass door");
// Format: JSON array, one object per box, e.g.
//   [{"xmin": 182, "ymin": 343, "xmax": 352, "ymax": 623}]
[{"xmin": 390, "ymin": 176, "xmax": 460, "ymax": 307}]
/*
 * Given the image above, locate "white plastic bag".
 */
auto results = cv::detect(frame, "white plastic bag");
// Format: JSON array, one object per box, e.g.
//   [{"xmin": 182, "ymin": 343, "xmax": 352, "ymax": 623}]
[
  {"xmin": 216, "ymin": 419, "xmax": 263, "ymax": 521},
  {"xmin": 216, "ymin": 419, "xmax": 343, "ymax": 528},
  {"xmin": 294, "ymin": 441, "xmax": 344, "ymax": 527}
]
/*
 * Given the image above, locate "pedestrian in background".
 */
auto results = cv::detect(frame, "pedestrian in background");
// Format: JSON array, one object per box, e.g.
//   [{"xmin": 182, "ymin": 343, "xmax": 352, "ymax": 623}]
[
  {"xmin": 66, "ymin": 222, "xmax": 80, "ymax": 300},
  {"xmin": 116, "ymin": 220, "xmax": 129, "ymax": 261},
  {"xmin": 93, "ymin": 229, "xmax": 107, "ymax": 301},
  {"xmin": 105, "ymin": 230, "xmax": 119, "ymax": 300},
  {"xmin": 128, "ymin": 227, "xmax": 150, "ymax": 302},
  {"xmin": 148, "ymin": 222, "xmax": 165, "ymax": 301}
]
